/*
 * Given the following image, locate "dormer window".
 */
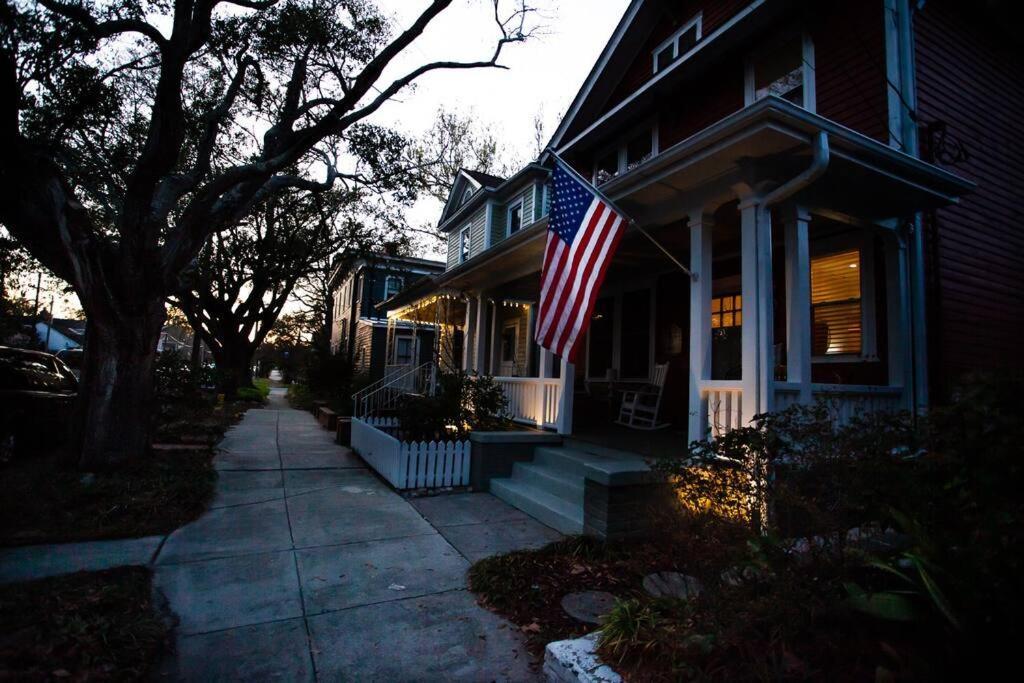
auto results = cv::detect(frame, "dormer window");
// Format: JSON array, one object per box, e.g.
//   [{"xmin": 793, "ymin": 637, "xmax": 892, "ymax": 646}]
[
  {"xmin": 461, "ymin": 186, "xmax": 474, "ymax": 205},
  {"xmin": 652, "ymin": 13, "xmax": 702, "ymax": 75}
]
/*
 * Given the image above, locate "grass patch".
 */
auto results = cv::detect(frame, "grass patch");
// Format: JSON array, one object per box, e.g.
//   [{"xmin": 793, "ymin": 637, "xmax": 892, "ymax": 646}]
[
  {"xmin": 0, "ymin": 448, "xmax": 215, "ymax": 547},
  {"xmin": 0, "ymin": 566, "xmax": 170, "ymax": 680},
  {"xmin": 252, "ymin": 377, "xmax": 271, "ymax": 398}
]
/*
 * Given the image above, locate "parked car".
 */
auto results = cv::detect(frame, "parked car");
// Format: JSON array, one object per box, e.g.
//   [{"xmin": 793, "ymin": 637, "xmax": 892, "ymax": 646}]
[
  {"xmin": 56, "ymin": 347, "xmax": 84, "ymax": 379},
  {"xmin": 0, "ymin": 346, "xmax": 78, "ymax": 462}
]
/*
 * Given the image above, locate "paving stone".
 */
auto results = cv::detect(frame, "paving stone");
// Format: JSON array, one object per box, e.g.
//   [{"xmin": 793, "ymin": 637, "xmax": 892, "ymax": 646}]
[
  {"xmin": 286, "ymin": 487, "xmax": 434, "ymax": 549},
  {"xmin": 159, "ymin": 617, "xmax": 314, "ymax": 681},
  {"xmin": 211, "ymin": 470, "xmax": 284, "ymax": 508},
  {"xmin": 410, "ymin": 492, "xmax": 530, "ymax": 527},
  {"xmin": 307, "ymin": 590, "xmax": 534, "ymax": 681},
  {"xmin": 0, "ymin": 536, "xmax": 163, "ymax": 584},
  {"xmin": 296, "ymin": 533, "xmax": 468, "ymax": 614},
  {"xmin": 283, "ymin": 468, "xmax": 389, "ymax": 496},
  {"xmin": 560, "ymin": 591, "xmax": 617, "ymax": 625},
  {"xmin": 155, "ymin": 550, "xmax": 302, "ymax": 635},
  {"xmin": 156, "ymin": 499, "xmax": 293, "ymax": 564},
  {"xmin": 642, "ymin": 571, "xmax": 702, "ymax": 600},
  {"xmin": 279, "ymin": 446, "xmax": 363, "ymax": 470},
  {"xmin": 438, "ymin": 517, "xmax": 562, "ymax": 562}
]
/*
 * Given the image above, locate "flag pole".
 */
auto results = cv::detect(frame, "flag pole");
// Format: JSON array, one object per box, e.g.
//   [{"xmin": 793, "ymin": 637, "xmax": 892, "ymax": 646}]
[{"xmin": 547, "ymin": 150, "xmax": 696, "ymax": 281}]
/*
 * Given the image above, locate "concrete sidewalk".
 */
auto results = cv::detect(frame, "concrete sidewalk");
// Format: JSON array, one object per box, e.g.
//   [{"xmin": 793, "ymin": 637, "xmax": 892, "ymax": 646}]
[{"xmin": 153, "ymin": 388, "xmax": 559, "ymax": 681}]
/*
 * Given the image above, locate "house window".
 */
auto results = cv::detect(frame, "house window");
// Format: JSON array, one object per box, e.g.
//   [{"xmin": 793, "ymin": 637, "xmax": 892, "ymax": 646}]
[
  {"xmin": 384, "ymin": 275, "xmax": 404, "ymax": 299},
  {"xmin": 625, "ymin": 130, "xmax": 653, "ymax": 172},
  {"xmin": 459, "ymin": 225, "xmax": 471, "ymax": 263},
  {"xmin": 394, "ymin": 335, "xmax": 415, "ymax": 365},
  {"xmin": 461, "ymin": 186, "xmax": 474, "ymax": 205},
  {"xmin": 711, "ymin": 295, "xmax": 742, "ymax": 329},
  {"xmin": 593, "ymin": 126, "xmax": 657, "ymax": 185},
  {"xmin": 746, "ymin": 33, "xmax": 814, "ymax": 111},
  {"xmin": 811, "ymin": 250, "xmax": 862, "ymax": 356},
  {"xmin": 507, "ymin": 201, "xmax": 523, "ymax": 236},
  {"xmin": 594, "ymin": 150, "xmax": 619, "ymax": 186},
  {"xmin": 652, "ymin": 13, "xmax": 702, "ymax": 74}
]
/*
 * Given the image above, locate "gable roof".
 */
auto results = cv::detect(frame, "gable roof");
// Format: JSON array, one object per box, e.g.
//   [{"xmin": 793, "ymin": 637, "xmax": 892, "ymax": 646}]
[
  {"xmin": 463, "ymin": 169, "xmax": 505, "ymax": 188},
  {"xmin": 437, "ymin": 163, "xmax": 549, "ymax": 233}
]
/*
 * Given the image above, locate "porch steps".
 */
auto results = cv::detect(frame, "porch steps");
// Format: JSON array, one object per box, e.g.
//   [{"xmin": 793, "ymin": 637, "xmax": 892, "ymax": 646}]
[
  {"xmin": 490, "ymin": 477, "xmax": 584, "ymax": 535},
  {"xmin": 490, "ymin": 445, "xmax": 648, "ymax": 536}
]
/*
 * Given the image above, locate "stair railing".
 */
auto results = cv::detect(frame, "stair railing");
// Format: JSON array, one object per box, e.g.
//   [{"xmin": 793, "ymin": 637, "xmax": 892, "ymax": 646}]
[{"xmin": 352, "ymin": 361, "xmax": 434, "ymax": 418}]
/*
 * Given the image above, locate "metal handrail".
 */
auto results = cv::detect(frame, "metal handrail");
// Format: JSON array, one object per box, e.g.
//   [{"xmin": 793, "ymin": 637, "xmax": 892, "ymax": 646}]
[{"xmin": 351, "ymin": 361, "xmax": 435, "ymax": 418}]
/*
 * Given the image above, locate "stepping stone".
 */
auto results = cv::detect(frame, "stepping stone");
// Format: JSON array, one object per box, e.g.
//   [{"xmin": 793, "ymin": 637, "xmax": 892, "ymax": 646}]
[
  {"xmin": 642, "ymin": 571, "xmax": 702, "ymax": 600},
  {"xmin": 560, "ymin": 591, "xmax": 617, "ymax": 625}
]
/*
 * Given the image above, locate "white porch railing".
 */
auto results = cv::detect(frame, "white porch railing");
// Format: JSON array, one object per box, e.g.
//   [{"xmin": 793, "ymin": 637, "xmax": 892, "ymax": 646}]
[
  {"xmin": 494, "ymin": 376, "xmax": 561, "ymax": 430},
  {"xmin": 700, "ymin": 381, "xmax": 744, "ymax": 438},
  {"xmin": 352, "ymin": 362, "xmax": 434, "ymax": 418},
  {"xmin": 701, "ymin": 382, "xmax": 905, "ymax": 438},
  {"xmin": 351, "ymin": 417, "xmax": 469, "ymax": 489},
  {"xmin": 774, "ymin": 383, "xmax": 905, "ymax": 424}
]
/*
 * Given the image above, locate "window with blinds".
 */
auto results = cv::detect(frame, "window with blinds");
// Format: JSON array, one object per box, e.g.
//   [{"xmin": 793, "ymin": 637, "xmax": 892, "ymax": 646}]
[{"xmin": 811, "ymin": 250, "xmax": 861, "ymax": 356}]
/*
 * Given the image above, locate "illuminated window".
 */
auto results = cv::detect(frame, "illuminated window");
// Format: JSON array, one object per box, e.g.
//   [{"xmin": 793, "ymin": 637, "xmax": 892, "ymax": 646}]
[
  {"xmin": 711, "ymin": 295, "xmax": 742, "ymax": 329},
  {"xmin": 811, "ymin": 250, "xmax": 862, "ymax": 356}
]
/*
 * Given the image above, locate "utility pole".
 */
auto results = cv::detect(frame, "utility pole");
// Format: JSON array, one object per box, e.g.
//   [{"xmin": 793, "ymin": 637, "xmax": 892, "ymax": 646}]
[
  {"xmin": 32, "ymin": 272, "xmax": 42, "ymax": 318},
  {"xmin": 44, "ymin": 293, "xmax": 55, "ymax": 351}
]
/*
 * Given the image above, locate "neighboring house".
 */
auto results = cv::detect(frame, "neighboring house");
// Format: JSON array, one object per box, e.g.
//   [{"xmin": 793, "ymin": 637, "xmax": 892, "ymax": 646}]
[
  {"xmin": 382, "ymin": 0, "xmax": 1017, "ymax": 449},
  {"xmin": 329, "ymin": 252, "xmax": 445, "ymax": 380},
  {"xmin": 34, "ymin": 318, "xmax": 86, "ymax": 353}
]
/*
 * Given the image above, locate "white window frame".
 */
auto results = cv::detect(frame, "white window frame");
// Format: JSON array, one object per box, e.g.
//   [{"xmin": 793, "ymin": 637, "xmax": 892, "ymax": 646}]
[
  {"xmin": 809, "ymin": 233, "xmax": 877, "ymax": 363},
  {"xmin": 744, "ymin": 31, "xmax": 816, "ymax": 113},
  {"xmin": 459, "ymin": 224, "xmax": 471, "ymax": 264},
  {"xmin": 651, "ymin": 13, "xmax": 703, "ymax": 75},
  {"xmin": 384, "ymin": 275, "xmax": 404, "ymax": 299},
  {"xmin": 500, "ymin": 320, "xmax": 519, "ymax": 364},
  {"xmin": 392, "ymin": 333, "xmax": 416, "ymax": 366},
  {"xmin": 506, "ymin": 198, "xmax": 524, "ymax": 237},
  {"xmin": 591, "ymin": 121, "xmax": 660, "ymax": 185}
]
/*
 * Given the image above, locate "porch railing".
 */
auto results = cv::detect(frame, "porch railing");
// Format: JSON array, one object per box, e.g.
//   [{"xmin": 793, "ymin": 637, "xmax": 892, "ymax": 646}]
[
  {"xmin": 352, "ymin": 362, "xmax": 434, "ymax": 418},
  {"xmin": 774, "ymin": 383, "xmax": 905, "ymax": 424},
  {"xmin": 494, "ymin": 376, "xmax": 561, "ymax": 430},
  {"xmin": 700, "ymin": 381, "xmax": 744, "ymax": 438}
]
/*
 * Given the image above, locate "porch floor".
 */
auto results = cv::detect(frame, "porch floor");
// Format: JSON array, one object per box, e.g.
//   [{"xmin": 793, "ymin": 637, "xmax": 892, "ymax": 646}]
[{"xmin": 569, "ymin": 422, "xmax": 689, "ymax": 461}]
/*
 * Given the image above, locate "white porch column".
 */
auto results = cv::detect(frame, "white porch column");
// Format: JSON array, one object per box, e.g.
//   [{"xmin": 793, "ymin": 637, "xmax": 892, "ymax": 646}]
[
  {"xmin": 687, "ymin": 209, "xmax": 714, "ymax": 443},
  {"xmin": 526, "ymin": 303, "xmax": 537, "ymax": 376},
  {"xmin": 473, "ymin": 292, "xmax": 488, "ymax": 374},
  {"xmin": 783, "ymin": 205, "xmax": 812, "ymax": 404},
  {"xmin": 489, "ymin": 299, "xmax": 499, "ymax": 374},
  {"xmin": 738, "ymin": 197, "xmax": 774, "ymax": 425},
  {"xmin": 557, "ymin": 356, "xmax": 575, "ymax": 435},
  {"xmin": 885, "ymin": 230, "xmax": 914, "ymax": 408},
  {"xmin": 462, "ymin": 296, "xmax": 475, "ymax": 372}
]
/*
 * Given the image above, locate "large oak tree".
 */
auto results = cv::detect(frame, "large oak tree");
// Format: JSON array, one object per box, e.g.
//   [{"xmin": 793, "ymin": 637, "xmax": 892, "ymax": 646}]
[{"xmin": 0, "ymin": 0, "xmax": 532, "ymax": 470}]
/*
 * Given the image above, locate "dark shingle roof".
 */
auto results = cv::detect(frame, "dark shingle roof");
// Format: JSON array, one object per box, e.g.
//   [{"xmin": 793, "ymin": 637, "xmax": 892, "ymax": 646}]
[{"xmin": 463, "ymin": 169, "xmax": 505, "ymax": 188}]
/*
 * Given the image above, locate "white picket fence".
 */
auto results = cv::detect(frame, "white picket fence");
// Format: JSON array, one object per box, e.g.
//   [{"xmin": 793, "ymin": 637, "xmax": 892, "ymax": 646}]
[{"xmin": 351, "ymin": 417, "xmax": 470, "ymax": 490}]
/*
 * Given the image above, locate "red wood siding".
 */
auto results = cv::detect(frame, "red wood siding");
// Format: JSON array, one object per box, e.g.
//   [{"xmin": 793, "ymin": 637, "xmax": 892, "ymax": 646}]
[
  {"xmin": 811, "ymin": 1, "xmax": 889, "ymax": 143},
  {"xmin": 914, "ymin": 0, "xmax": 1024, "ymax": 383},
  {"xmin": 602, "ymin": 0, "xmax": 750, "ymax": 115},
  {"xmin": 659, "ymin": 57, "xmax": 745, "ymax": 150}
]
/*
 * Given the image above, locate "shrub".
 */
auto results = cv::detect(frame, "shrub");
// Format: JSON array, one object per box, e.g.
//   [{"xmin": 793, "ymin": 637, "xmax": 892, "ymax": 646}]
[{"xmin": 395, "ymin": 372, "xmax": 509, "ymax": 441}]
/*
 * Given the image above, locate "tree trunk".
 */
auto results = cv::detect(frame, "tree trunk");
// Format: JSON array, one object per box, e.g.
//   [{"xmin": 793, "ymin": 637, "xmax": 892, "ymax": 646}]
[
  {"xmin": 212, "ymin": 341, "xmax": 256, "ymax": 397},
  {"xmin": 74, "ymin": 306, "xmax": 166, "ymax": 472}
]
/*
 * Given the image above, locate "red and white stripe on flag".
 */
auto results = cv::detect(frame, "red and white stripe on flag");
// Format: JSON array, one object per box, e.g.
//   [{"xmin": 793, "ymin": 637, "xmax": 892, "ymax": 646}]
[{"xmin": 535, "ymin": 161, "xmax": 626, "ymax": 362}]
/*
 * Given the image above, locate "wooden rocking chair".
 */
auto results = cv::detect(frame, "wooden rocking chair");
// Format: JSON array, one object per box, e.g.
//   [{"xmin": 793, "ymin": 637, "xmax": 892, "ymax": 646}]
[{"xmin": 616, "ymin": 363, "xmax": 670, "ymax": 430}]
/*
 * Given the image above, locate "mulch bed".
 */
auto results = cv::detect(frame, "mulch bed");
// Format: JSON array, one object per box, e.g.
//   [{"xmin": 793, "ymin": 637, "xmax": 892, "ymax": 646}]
[
  {"xmin": 466, "ymin": 520, "xmax": 746, "ymax": 660},
  {"xmin": 0, "ymin": 566, "xmax": 171, "ymax": 680}
]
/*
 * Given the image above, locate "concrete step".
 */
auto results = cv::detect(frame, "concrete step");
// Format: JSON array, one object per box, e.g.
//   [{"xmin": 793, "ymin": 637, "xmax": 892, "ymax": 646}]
[
  {"xmin": 533, "ymin": 446, "xmax": 629, "ymax": 477},
  {"xmin": 511, "ymin": 461, "xmax": 584, "ymax": 504},
  {"xmin": 490, "ymin": 477, "xmax": 584, "ymax": 535},
  {"xmin": 563, "ymin": 439, "xmax": 653, "ymax": 463}
]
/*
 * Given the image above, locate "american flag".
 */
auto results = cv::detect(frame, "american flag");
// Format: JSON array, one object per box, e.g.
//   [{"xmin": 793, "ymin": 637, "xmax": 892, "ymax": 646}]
[{"xmin": 535, "ymin": 159, "xmax": 627, "ymax": 362}]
